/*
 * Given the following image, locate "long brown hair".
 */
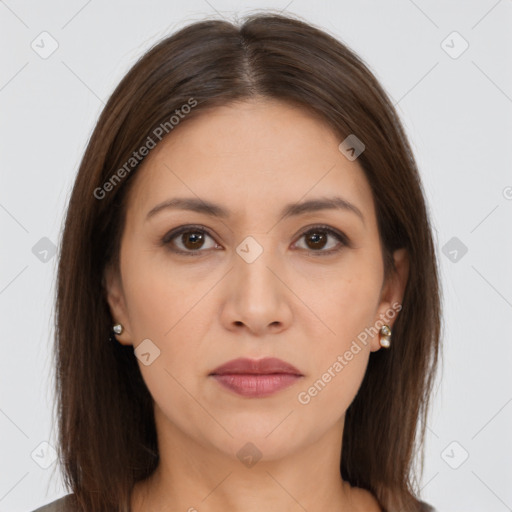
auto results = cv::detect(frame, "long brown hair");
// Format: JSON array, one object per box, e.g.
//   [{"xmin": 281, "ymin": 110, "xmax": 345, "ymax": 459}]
[{"xmin": 53, "ymin": 12, "xmax": 441, "ymax": 512}]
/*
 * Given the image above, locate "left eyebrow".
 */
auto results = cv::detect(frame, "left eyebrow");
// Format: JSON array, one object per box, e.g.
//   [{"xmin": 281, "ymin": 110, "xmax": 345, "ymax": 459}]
[
  {"xmin": 146, "ymin": 195, "xmax": 365, "ymax": 225},
  {"xmin": 281, "ymin": 196, "xmax": 365, "ymax": 225}
]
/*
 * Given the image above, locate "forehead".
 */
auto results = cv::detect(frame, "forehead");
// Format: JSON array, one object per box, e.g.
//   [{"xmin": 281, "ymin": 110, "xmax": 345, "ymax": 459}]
[{"xmin": 124, "ymin": 98, "xmax": 376, "ymax": 227}]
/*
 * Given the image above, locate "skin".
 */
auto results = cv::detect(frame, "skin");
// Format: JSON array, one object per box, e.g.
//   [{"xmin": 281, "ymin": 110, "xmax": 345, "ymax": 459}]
[{"xmin": 105, "ymin": 97, "xmax": 409, "ymax": 512}]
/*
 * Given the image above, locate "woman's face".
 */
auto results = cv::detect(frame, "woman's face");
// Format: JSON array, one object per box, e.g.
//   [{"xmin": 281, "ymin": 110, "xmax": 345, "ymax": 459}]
[{"xmin": 105, "ymin": 98, "xmax": 408, "ymax": 461}]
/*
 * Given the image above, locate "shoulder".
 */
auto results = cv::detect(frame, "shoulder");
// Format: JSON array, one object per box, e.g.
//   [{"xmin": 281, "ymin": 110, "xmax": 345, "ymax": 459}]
[
  {"xmin": 418, "ymin": 500, "xmax": 437, "ymax": 512},
  {"xmin": 31, "ymin": 494, "xmax": 75, "ymax": 512},
  {"xmin": 352, "ymin": 489, "xmax": 437, "ymax": 512}
]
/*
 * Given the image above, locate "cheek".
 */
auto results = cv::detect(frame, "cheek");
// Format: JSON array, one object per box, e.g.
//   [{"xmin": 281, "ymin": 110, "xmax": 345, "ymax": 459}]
[
  {"xmin": 296, "ymin": 350, "xmax": 369, "ymax": 423},
  {"xmin": 295, "ymin": 275, "xmax": 377, "ymax": 420},
  {"xmin": 120, "ymin": 250, "xmax": 218, "ymax": 402},
  {"xmin": 327, "ymin": 279, "xmax": 380, "ymax": 343},
  {"xmin": 301, "ymin": 254, "xmax": 382, "ymax": 345},
  {"xmin": 120, "ymin": 258, "xmax": 211, "ymax": 436},
  {"xmin": 293, "ymin": 254, "xmax": 381, "ymax": 403},
  {"xmin": 121, "ymin": 247, "xmax": 213, "ymax": 340}
]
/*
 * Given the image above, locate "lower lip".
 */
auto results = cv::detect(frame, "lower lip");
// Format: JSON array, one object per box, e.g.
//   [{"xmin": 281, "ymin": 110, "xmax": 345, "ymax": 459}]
[{"xmin": 211, "ymin": 373, "xmax": 302, "ymax": 398}]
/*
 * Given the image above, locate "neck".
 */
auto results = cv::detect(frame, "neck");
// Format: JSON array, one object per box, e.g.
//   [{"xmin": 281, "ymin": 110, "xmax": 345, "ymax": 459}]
[{"xmin": 131, "ymin": 405, "xmax": 380, "ymax": 512}]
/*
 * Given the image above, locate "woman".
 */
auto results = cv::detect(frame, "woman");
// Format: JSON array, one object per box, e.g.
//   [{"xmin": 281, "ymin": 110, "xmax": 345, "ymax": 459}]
[{"xmin": 34, "ymin": 12, "xmax": 441, "ymax": 512}]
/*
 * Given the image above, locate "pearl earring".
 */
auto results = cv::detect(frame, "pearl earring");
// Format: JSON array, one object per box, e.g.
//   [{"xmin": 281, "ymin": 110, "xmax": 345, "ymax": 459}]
[
  {"xmin": 379, "ymin": 325, "xmax": 392, "ymax": 348},
  {"xmin": 113, "ymin": 323, "xmax": 124, "ymax": 335}
]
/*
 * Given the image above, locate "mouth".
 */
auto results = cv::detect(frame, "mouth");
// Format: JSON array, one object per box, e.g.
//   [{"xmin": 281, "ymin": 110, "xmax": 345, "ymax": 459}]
[{"xmin": 209, "ymin": 357, "xmax": 303, "ymax": 398}]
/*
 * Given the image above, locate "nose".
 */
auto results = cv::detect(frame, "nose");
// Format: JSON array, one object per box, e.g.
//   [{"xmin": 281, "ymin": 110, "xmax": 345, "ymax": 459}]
[{"xmin": 219, "ymin": 237, "xmax": 293, "ymax": 336}]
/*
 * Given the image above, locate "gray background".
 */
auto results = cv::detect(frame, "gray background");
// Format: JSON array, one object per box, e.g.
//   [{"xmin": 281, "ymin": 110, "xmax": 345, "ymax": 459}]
[{"xmin": 1, "ymin": 1, "xmax": 511, "ymax": 511}]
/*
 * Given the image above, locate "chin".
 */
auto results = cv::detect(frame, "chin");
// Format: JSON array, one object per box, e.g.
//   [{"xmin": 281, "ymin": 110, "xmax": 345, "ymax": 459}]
[{"xmin": 204, "ymin": 422, "xmax": 309, "ymax": 463}]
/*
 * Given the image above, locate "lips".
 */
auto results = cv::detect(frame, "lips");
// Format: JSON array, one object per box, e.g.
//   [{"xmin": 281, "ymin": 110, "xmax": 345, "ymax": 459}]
[
  {"xmin": 210, "ymin": 357, "xmax": 302, "ymax": 376},
  {"xmin": 209, "ymin": 357, "xmax": 303, "ymax": 398}
]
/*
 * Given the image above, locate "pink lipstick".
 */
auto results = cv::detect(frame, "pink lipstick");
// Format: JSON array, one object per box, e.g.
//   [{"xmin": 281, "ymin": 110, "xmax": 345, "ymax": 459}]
[{"xmin": 209, "ymin": 357, "xmax": 303, "ymax": 398}]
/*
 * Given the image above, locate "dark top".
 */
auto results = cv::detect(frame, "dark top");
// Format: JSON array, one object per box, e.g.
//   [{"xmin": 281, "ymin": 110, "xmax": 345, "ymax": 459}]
[
  {"xmin": 31, "ymin": 494, "xmax": 74, "ymax": 512},
  {"xmin": 32, "ymin": 493, "xmax": 437, "ymax": 511}
]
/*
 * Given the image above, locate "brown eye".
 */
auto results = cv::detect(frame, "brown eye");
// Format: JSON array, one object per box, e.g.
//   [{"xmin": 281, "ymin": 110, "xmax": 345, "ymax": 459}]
[
  {"xmin": 181, "ymin": 231, "xmax": 206, "ymax": 250},
  {"xmin": 163, "ymin": 225, "xmax": 218, "ymax": 255},
  {"xmin": 294, "ymin": 226, "xmax": 348, "ymax": 254},
  {"xmin": 305, "ymin": 231, "xmax": 328, "ymax": 250},
  {"xmin": 162, "ymin": 224, "xmax": 349, "ymax": 257}
]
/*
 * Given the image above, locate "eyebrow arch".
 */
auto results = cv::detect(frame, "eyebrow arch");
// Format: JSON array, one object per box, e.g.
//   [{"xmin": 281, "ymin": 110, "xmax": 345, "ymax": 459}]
[{"xmin": 146, "ymin": 196, "xmax": 365, "ymax": 225}]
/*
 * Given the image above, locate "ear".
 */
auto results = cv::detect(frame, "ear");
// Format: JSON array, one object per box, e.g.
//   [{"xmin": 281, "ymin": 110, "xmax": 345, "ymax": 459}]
[
  {"xmin": 103, "ymin": 263, "xmax": 133, "ymax": 346},
  {"xmin": 370, "ymin": 248, "xmax": 409, "ymax": 352}
]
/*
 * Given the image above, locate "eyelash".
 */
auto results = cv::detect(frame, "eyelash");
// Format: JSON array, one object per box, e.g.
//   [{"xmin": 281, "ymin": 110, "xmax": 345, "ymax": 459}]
[{"xmin": 161, "ymin": 224, "xmax": 350, "ymax": 257}]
